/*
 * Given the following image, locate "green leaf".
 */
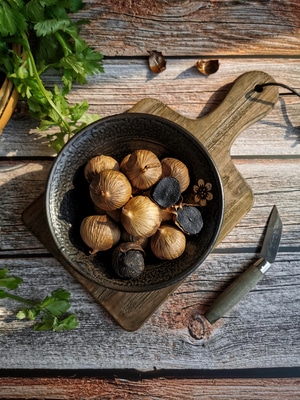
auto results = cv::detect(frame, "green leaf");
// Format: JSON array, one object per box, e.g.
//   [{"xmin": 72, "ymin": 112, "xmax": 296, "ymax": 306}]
[
  {"xmin": 61, "ymin": 0, "xmax": 85, "ymax": 13},
  {"xmin": 23, "ymin": 0, "xmax": 45, "ymax": 23},
  {"xmin": 51, "ymin": 288, "xmax": 71, "ymax": 301},
  {"xmin": 0, "ymin": 290, "xmax": 8, "ymax": 299},
  {"xmin": 34, "ymin": 316, "xmax": 56, "ymax": 331},
  {"xmin": 34, "ymin": 19, "xmax": 70, "ymax": 37},
  {"xmin": 16, "ymin": 307, "xmax": 40, "ymax": 321},
  {"xmin": 0, "ymin": 277, "xmax": 23, "ymax": 290},
  {"xmin": 53, "ymin": 314, "xmax": 79, "ymax": 332},
  {"xmin": 0, "ymin": 0, "xmax": 27, "ymax": 36},
  {"xmin": 0, "ymin": 269, "xmax": 23, "ymax": 290},
  {"xmin": 0, "ymin": 269, "xmax": 9, "ymax": 279},
  {"xmin": 70, "ymin": 100, "xmax": 89, "ymax": 122},
  {"xmin": 40, "ymin": 289, "xmax": 72, "ymax": 316}
]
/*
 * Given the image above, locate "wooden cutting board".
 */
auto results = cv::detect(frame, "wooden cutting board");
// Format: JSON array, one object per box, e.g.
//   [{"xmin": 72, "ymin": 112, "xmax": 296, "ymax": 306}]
[{"xmin": 22, "ymin": 71, "xmax": 279, "ymax": 331}]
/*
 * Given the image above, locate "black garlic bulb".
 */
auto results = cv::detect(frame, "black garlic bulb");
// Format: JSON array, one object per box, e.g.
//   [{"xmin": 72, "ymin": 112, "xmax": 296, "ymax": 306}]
[
  {"xmin": 112, "ymin": 242, "xmax": 145, "ymax": 279},
  {"xmin": 151, "ymin": 176, "xmax": 181, "ymax": 209},
  {"xmin": 174, "ymin": 205, "xmax": 203, "ymax": 235}
]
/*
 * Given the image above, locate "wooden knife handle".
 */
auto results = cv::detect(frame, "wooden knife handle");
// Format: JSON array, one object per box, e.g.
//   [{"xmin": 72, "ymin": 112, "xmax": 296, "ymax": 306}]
[{"xmin": 204, "ymin": 258, "xmax": 267, "ymax": 324}]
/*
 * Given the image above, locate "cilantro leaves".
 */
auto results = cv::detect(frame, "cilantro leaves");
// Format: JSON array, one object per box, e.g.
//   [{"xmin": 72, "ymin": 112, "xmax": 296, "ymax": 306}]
[
  {"xmin": 0, "ymin": 268, "xmax": 79, "ymax": 332},
  {"xmin": 0, "ymin": 0, "xmax": 104, "ymax": 152}
]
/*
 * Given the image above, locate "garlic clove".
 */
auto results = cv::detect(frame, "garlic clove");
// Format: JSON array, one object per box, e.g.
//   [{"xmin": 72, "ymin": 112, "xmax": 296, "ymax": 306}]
[
  {"xmin": 89, "ymin": 169, "xmax": 132, "ymax": 211},
  {"xmin": 161, "ymin": 157, "xmax": 190, "ymax": 193},
  {"xmin": 123, "ymin": 149, "xmax": 162, "ymax": 190},
  {"xmin": 121, "ymin": 195, "xmax": 161, "ymax": 238},
  {"xmin": 80, "ymin": 215, "xmax": 121, "ymax": 254},
  {"xmin": 150, "ymin": 224, "xmax": 186, "ymax": 260},
  {"xmin": 150, "ymin": 176, "xmax": 181, "ymax": 209},
  {"xmin": 84, "ymin": 155, "xmax": 119, "ymax": 183},
  {"xmin": 148, "ymin": 50, "xmax": 166, "ymax": 73},
  {"xmin": 112, "ymin": 242, "xmax": 145, "ymax": 279},
  {"xmin": 174, "ymin": 205, "xmax": 203, "ymax": 235}
]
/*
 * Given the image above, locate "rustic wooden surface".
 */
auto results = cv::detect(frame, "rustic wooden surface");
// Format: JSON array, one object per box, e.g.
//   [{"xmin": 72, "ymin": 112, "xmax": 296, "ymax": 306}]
[{"xmin": 0, "ymin": 0, "xmax": 300, "ymax": 398}]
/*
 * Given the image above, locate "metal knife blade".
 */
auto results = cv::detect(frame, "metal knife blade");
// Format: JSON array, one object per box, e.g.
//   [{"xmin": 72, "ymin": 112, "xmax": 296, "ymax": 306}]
[
  {"xmin": 259, "ymin": 205, "xmax": 282, "ymax": 264},
  {"xmin": 204, "ymin": 205, "xmax": 282, "ymax": 324}
]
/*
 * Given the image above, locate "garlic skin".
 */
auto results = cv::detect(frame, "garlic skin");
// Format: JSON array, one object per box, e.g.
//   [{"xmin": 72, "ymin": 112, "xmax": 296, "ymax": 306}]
[
  {"xmin": 90, "ymin": 169, "xmax": 132, "ymax": 211},
  {"xmin": 150, "ymin": 224, "xmax": 186, "ymax": 260},
  {"xmin": 148, "ymin": 50, "xmax": 166, "ymax": 73},
  {"xmin": 196, "ymin": 59, "xmax": 219, "ymax": 76},
  {"xmin": 121, "ymin": 195, "xmax": 161, "ymax": 237},
  {"xmin": 161, "ymin": 157, "xmax": 190, "ymax": 193},
  {"xmin": 84, "ymin": 155, "xmax": 119, "ymax": 183},
  {"xmin": 94, "ymin": 204, "xmax": 122, "ymax": 223},
  {"xmin": 121, "ymin": 230, "xmax": 148, "ymax": 249},
  {"xmin": 123, "ymin": 149, "xmax": 162, "ymax": 190},
  {"xmin": 161, "ymin": 206, "xmax": 177, "ymax": 221},
  {"xmin": 119, "ymin": 154, "xmax": 131, "ymax": 173},
  {"xmin": 80, "ymin": 215, "xmax": 121, "ymax": 254}
]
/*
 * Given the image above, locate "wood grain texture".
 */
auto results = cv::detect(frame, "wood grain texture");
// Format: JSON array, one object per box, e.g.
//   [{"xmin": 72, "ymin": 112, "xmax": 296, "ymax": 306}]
[
  {"xmin": 77, "ymin": 0, "xmax": 300, "ymax": 56},
  {"xmin": 0, "ymin": 252, "xmax": 299, "ymax": 369},
  {"xmin": 0, "ymin": 0, "xmax": 299, "ymax": 392},
  {"xmin": 2, "ymin": 58, "xmax": 300, "ymax": 157},
  {"xmin": 0, "ymin": 377, "xmax": 300, "ymax": 399}
]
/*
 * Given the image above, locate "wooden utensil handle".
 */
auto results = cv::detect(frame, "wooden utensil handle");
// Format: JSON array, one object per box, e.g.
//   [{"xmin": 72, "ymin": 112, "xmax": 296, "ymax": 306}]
[
  {"xmin": 204, "ymin": 258, "xmax": 267, "ymax": 324},
  {"xmin": 192, "ymin": 70, "xmax": 279, "ymax": 153}
]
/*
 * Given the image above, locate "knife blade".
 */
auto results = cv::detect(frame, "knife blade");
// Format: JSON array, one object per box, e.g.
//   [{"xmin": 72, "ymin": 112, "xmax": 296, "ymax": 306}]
[{"xmin": 204, "ymin": 205, "xmax": 282, "ymax": 324}]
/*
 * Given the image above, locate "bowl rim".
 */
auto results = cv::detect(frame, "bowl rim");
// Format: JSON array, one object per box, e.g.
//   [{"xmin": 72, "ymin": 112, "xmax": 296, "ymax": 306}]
[{"xmin": 45, "ymin": 112, "xmax": 225, "ymax": 292}]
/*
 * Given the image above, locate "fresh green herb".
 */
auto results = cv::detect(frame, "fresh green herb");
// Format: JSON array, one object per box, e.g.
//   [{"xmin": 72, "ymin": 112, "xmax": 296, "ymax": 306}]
[
  {"xmin": 0, "ymin": 0, "xmax": 104, "ymax": 152},
  {"xmin": 0, "ymin": 268, "xmax": 78, "ymax": 332}
]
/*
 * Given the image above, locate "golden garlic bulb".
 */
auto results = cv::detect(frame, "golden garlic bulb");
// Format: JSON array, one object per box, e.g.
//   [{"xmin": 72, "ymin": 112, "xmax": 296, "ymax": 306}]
[
  {"xmin": 80, "ymin": 215, "xmax": 121, "ymax": 254},
  {"xmin": 123, "ymin": 149, "xmax": 162, "ymax": 190},
  {"xmin": 121, "ymin": 195, "xmax": 161, "ymax": 237},
  {"xmin": 150, "ymin": 224, "xmax": 186, "ymax": 260},
  {"xmin": 161, "ymin": 157, "xmax": 190, "ymax": 193},
  {"xmin": 89, "ymin": 169, "xmax": 132, "ymax": 211},
  {"xmin": 84, "ymin": 155, "xmax": 119, "ymax": 183}
]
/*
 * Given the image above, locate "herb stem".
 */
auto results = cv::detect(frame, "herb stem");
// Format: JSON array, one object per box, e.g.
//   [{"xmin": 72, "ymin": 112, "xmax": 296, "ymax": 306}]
[
  {"xmin": 21, "ymin": 32, "xmax": 72, "ymax": 138},
  {"xmin": 54, "ymin": 31, "xmax": 71, "ymax": 56},
  {"xmin": 1, "ymin": 290, "xmax": 36, "ymax": 306}
]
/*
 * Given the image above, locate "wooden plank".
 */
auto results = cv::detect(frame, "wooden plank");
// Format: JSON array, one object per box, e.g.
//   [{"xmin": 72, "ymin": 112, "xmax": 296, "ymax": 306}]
[
  {"xmin": 77, "ymin": 0, "xmax": 300, "ymax": 56},
  {"xmin": 1, "ymin": 58, "xmax": 300, "ymax": 157},
  {"xmin": 0, "ymin": 252, "xmax": 299, "ymax": 369},
  {"xmin": 0, "ymin": 377, "xmax": 300, "ymax": 399}
]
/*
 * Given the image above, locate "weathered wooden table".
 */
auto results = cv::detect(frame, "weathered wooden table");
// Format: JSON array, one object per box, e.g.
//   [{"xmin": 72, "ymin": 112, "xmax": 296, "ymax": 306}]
[{"xmin": 1, "ymin": 1, "xmax": 299, "ymax": 398}]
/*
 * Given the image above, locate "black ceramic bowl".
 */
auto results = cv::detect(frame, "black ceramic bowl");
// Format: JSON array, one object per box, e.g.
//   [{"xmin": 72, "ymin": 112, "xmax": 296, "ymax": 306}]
[{"xmin": 45, "ymin": 113, "xmax": 224, "ymax": 292}]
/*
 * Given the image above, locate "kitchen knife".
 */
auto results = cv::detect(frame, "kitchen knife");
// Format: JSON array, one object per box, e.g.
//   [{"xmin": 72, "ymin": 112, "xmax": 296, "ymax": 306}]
[{"xmin": 204, "ymin": 205, "xmax": 282, "ymax": 324}]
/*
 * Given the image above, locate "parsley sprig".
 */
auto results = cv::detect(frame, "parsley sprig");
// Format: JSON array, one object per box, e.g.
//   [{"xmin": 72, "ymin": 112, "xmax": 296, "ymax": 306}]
[
  {"xmin": 0, "ymin": 268, "xmax": 78, "ymax": 332},
  {"xmin": 0, "ymin": 0, "xmax": 104, "ymax": 152}
]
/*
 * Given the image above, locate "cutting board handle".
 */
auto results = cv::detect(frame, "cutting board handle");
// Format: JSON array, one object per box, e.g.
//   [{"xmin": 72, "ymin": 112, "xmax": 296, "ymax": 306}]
[
  {"xmin": 130, "ymin": 71, "xmax": 279, "ymax": 159},
  {"xmin": 190, "ymin": 70, "xmax": 279, "ymax": 155}
]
